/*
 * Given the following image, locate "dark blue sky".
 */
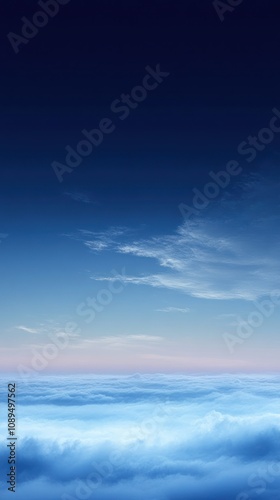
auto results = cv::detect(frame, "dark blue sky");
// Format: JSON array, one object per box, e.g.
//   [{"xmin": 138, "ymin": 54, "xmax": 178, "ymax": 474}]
[
  {"xmin": 1, "ymin": 0, "xmax": 280, "ymax": 373},
  {"xmin": 2, "ymin": 0, "xmax": 280, "ymax": 228}
]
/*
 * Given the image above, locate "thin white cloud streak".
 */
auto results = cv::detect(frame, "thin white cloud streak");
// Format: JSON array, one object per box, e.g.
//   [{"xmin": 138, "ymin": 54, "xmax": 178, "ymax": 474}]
[
  {"xmin": 156, "ymin": 307, "xmax": 190, "ymax": 313},
  {"xmin": 77, "ymin": 226, "xmax": 130, "ymax": 252},
  {"xmin": 16, "ymin": 325, "xmax": 39, "ymax": 334},
  {"xmin": 15, "ymin": 322, "xmax": 80, "ymax": 338},
  {"xmin": 64, "ymin": 192, "xmax": 92, "ymax": 204},
  {"xmin": 70, "ymin": 335, "xmax": 163, "ymax": 350}
]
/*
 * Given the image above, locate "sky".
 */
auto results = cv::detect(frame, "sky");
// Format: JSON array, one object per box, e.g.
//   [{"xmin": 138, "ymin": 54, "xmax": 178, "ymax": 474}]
[
  {"xmin": 1, "ymin": 4, "xmax": 280, "ymax": 500},
  {"xmin": 1, "ymin": 0, "xmax": 280, "ymax": 374}
]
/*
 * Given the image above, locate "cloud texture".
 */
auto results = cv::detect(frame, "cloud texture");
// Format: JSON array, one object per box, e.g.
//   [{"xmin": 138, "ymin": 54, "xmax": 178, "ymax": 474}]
[{"xmin": 0, "ymin": 374, "xmax": 280, "ymax": 499}]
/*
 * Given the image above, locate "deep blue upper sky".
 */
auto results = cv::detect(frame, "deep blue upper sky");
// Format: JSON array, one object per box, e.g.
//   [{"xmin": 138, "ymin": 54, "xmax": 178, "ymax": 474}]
[{"xmin": 2, "ymin": 0, "xmax": 280, "ymax": 230}]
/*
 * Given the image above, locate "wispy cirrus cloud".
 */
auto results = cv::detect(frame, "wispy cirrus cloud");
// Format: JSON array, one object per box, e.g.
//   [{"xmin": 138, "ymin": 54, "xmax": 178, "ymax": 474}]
[
  {"xmin": 86, "ymin": 176, "xmax": 280, "ymax": 301},
  {"xmin": 71, "ymin": 335, "xmax": 162, "ymax": 350},
  {"xmin": 64, "ymin": 192, "xmax": 93, "ymax": 204},
  {"xmin": 16, "ymin": 325, "xmax": 39, "ymax": 334},
  {"xmin": 156, "ymin": 307, "xmax": 190, "ymax": 313},
  {"xmin": 68, "ymin": 226, "xmax": 130, "ymax": 252},
  {"xmin": 15, "ymin": 322, "xmax": 80, "ymax": 339}
]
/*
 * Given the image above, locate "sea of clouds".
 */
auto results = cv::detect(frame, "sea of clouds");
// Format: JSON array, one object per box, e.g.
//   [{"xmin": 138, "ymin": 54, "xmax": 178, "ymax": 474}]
[{"xmin": 0, "ymin": 374, "xmax": 280, "ymax": 499}]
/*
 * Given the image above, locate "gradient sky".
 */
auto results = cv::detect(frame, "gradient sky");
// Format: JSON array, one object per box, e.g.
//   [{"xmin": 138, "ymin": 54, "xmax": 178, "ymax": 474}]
[{"xmin": 1, "ymin": 0, "xmax": 280, "ymax": 374}]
